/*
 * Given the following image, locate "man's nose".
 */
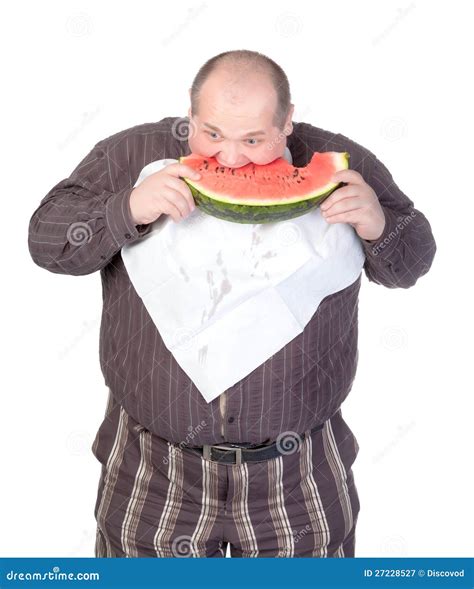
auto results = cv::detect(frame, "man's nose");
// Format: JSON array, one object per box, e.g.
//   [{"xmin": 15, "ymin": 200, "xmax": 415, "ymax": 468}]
[{"xmin": 219, "ymin": 145, "xmax": 241, "ymax": 166}]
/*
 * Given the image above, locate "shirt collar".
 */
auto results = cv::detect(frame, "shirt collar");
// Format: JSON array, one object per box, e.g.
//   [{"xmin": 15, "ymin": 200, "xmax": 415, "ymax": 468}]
[{"xmin": 283, "ymin": 145, "xmax": 293, "ymax": 164}]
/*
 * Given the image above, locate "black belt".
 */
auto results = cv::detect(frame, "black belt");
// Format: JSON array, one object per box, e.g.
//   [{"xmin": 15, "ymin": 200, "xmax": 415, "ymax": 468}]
[{"xmin": 183, "ymin": 421, "xmax": 326, "ymax": 465}]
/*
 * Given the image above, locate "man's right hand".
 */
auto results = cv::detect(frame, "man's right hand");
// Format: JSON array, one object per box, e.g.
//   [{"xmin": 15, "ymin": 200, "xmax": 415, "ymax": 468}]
[{"xmin": 129, "ymin": 163, "xmax": 201, "ymax": 225}]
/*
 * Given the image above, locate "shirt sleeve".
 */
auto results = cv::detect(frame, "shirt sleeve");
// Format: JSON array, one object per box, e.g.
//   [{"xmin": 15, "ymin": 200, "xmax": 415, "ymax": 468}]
[
  {"xmin": 359, "ymin": 154, "xmax": 437, "ymax": 288},
  {"xmin": 28, "ymin": 139, "xmax": 152, "ymax": 276}
]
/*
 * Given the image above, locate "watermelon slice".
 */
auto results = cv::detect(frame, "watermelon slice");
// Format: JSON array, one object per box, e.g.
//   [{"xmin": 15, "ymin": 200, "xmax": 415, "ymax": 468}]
[{"xmin": 179, "ymin": 151, "xmax": 349, "ymax": 224}]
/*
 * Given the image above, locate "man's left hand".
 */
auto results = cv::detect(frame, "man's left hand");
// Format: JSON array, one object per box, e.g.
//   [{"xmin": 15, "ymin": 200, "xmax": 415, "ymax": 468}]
[{"xmin": 320, "ymin": 170, "xmax": 386, "ymax": 242}]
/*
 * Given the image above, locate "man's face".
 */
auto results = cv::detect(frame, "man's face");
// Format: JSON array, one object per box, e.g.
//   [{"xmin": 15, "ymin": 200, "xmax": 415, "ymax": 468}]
[{"xmin": 187, "ymin": 67, "xmax": 293, "ymax": 168}]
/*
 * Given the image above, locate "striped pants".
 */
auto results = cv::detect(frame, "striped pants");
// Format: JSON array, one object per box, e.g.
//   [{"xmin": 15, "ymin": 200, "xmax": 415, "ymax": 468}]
[{"xmin": 91, "ymin": 395, "xmax": 360, "ymax": 558}]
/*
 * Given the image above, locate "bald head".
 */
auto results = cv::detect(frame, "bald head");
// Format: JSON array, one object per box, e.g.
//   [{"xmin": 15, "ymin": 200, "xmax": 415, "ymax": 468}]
[
  {"xmin": 186, "ymin": 50, "xmax": 294, "ymax": 168},
  {"xmin": 198, "ymin": 63, "xmax": 278, "ymax": 124},
  {"xmin": 190, "ymin": 50, "xmax": 291, "ymax": 130}
]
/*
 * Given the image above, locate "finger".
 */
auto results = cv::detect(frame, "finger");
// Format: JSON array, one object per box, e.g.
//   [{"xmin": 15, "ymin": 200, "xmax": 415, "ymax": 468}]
[
  {"xmin": 160, "ymin": 189, "xmax": 190, "ymax": 221},
  {"xmin": 164, "ymin": 177, "xmax": 196, "ymax": 213},
  {"xmin": 160, "ymin": 196, "xmax": 183, "ymax": 222},
  {"xmin": 321, "ymin": 196, "xmax": 364, "ymax": 217},
  {"xmin": 323, "ymin": 209, "xmax": 362, "ymax": 224},
  {"xmin": 165, "ymin": 163, "xmax": 202, "ymax": 181},
  {"xmin": 331, "ymin": 169, "xmax": 366, "ymax": 186},
  {"xmin": 320, "ymin": 186, "xmax": 358, "ymax": 210}
]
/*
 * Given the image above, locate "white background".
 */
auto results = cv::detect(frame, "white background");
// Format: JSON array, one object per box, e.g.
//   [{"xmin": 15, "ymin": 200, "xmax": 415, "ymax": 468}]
[{"xmin": 1, "ymin": 0, "xmax": 472, "ymax": 558}]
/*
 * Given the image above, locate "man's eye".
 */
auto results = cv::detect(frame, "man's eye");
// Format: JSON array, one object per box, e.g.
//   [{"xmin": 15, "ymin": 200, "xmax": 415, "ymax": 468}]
[
  {"xmin": 208, "ymin": 132, "xmax": 220, "ymax": 140},
  {"xmin": 246, "ymin": 138, "xmax": 258, "ymax": 145}
]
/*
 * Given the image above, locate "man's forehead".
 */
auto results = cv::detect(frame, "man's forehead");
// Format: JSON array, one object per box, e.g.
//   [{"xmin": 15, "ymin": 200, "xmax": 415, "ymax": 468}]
[
  {"xmin": 197, "ymin": 70, "xmax": 277, "ymax": 117},
  {"xmin": 203, "ymin": 121, "xmax": 267, "ymax": 137},
  {"xmin": 195, "ymin": 96, "xmax": 276, "ymax": 131}
]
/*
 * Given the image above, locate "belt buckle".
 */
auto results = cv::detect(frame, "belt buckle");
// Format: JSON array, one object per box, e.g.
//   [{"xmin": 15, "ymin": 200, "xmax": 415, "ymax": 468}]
[{"xmin": 203, "ymin": 444, "xmax": 243, "ymax": 465}]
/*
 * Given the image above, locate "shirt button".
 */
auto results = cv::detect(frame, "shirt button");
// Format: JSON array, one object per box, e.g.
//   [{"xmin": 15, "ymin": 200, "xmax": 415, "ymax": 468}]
[
  {"xmin": 227, "ymin": 416, "xmax": 235, "ymax": 423},
  {"xmin": 125, "ymin": 232, "xmax": 132, "ymax": 239}
]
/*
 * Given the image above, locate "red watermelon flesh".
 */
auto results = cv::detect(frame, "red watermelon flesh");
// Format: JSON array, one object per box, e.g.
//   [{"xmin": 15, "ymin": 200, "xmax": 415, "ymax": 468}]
[{"xmin": 179, "ymin": 151, "xmax": 349, "ymax": 224}]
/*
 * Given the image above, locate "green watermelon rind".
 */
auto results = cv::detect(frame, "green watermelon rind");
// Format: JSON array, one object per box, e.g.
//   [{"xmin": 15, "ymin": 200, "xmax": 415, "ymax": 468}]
[
  {"xmin": 180, "ymin": 152, "xmax": 350, "ymax": 224},
  {"xmin": 186, "ymin": 183, "xmax": 342, "ymax": 224}
]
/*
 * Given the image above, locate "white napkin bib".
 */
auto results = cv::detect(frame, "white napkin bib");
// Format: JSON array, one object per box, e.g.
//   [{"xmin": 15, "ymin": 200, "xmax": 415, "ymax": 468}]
[{"xmin": 122, "ymin": 150, "xmax": 366, "ymax": 403}]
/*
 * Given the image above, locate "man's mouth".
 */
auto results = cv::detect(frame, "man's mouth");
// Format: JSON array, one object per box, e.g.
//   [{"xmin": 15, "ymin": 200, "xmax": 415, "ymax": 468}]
[{"xmin": 216, "ymin": 160, "xmax": 248, "ymax": 169}]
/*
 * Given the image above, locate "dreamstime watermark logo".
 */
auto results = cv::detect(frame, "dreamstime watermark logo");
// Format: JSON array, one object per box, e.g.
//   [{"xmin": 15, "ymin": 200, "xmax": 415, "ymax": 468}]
[
  {"xmin": 162, "ymin": 421, "xmax": 207, "ymax": 465},
  {"xmin": 266, "ymin": 126, "xmax": 292, "ymax": 151},
  {"xmin": 276, "ymin": 222, "xmax": 302, "ymax": 247},
  {"xmin": 66, "ymin": 527, "xmax": 96, "ymax": 557},
  {"xmin": 372, "ymin": 420, "xmax": 416, "ymax": 463},
  {"xmin": 58, "ymin": 106, "xmax": 101, "ymax": 151},
  {"xmin": 371, "ymin": 210, "xmax": 416, "ymax": 255},
  {"xmin": 379, "ymin": 534, "xmax": 407, "ymax": 556},
  {"xmin": 380, "ymin": 326, "xmax": 407, "ymax": 350},
  {"xmin": 293, "ymin": 524, "xmax": 312, "ymax": 544},
  {"xmin": 58, "ymin": 316, "xmax": 100, "ymax": 360},
  {"xmin": 66, "ymin": 12, "xmax": 93, "ymax": 37},
  {"xmin": 293, "ymin": 104, "xmax": 313, "ymax": 121},
  {"xmin": 276, "ymin": 431, "xmax": 303, "ymax": 455},
  {"xmin": 171, "ymin": 117, "xmax": 198, "ymax": 142},
  {"xmin": 372, "ymin": 2, "xmax": 416, "ymax": 46},
  {"xmin": 6, "ymin": 565, "xmax": 99, "ymax": 581},
  {"xmin": 67, "ymin": 222, "xmax": 92, "ymax": 246},
  {"xmin": 161, "ymin": 3, "xmax": 207, "ymax": 46},
  {"xmin": 275, "ymin": 12, "xmax": 303, "ymax": 38},
  {"xmin": 381, "ymin": 116, "xmax": 407, "ymax": 142},
  {"xmin": 66, "ymin": 430, "xmax": 91, "ymax": 456},
  {"xmin": 171, "ymin": 534, "xmax": 195, "ymax": 557},
  {"xmin": 172, "ymin": 327, "xmax": 196, "ymax": 352}
]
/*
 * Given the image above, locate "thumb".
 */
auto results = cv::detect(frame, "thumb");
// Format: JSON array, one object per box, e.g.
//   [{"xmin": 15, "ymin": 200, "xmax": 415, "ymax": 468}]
[{"xmin": 168, "ymin": 163, "xmax": 201, "ymax": 180}]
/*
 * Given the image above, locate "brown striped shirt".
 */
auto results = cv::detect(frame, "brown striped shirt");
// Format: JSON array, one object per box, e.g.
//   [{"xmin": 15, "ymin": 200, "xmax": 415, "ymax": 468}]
[{"xmin": 28, "ymin": 117, "xmax": 437, "ymax": 446}]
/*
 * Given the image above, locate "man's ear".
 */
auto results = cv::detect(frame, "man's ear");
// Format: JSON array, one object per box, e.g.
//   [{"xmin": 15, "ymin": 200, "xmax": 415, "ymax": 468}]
[
  {"xmin": 284, "ymin": 103, "xmax": 295, "ymax": 135},
  {"xmin": 187, "ymin": 89, "xmax": 192, "ymax": 119}
]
